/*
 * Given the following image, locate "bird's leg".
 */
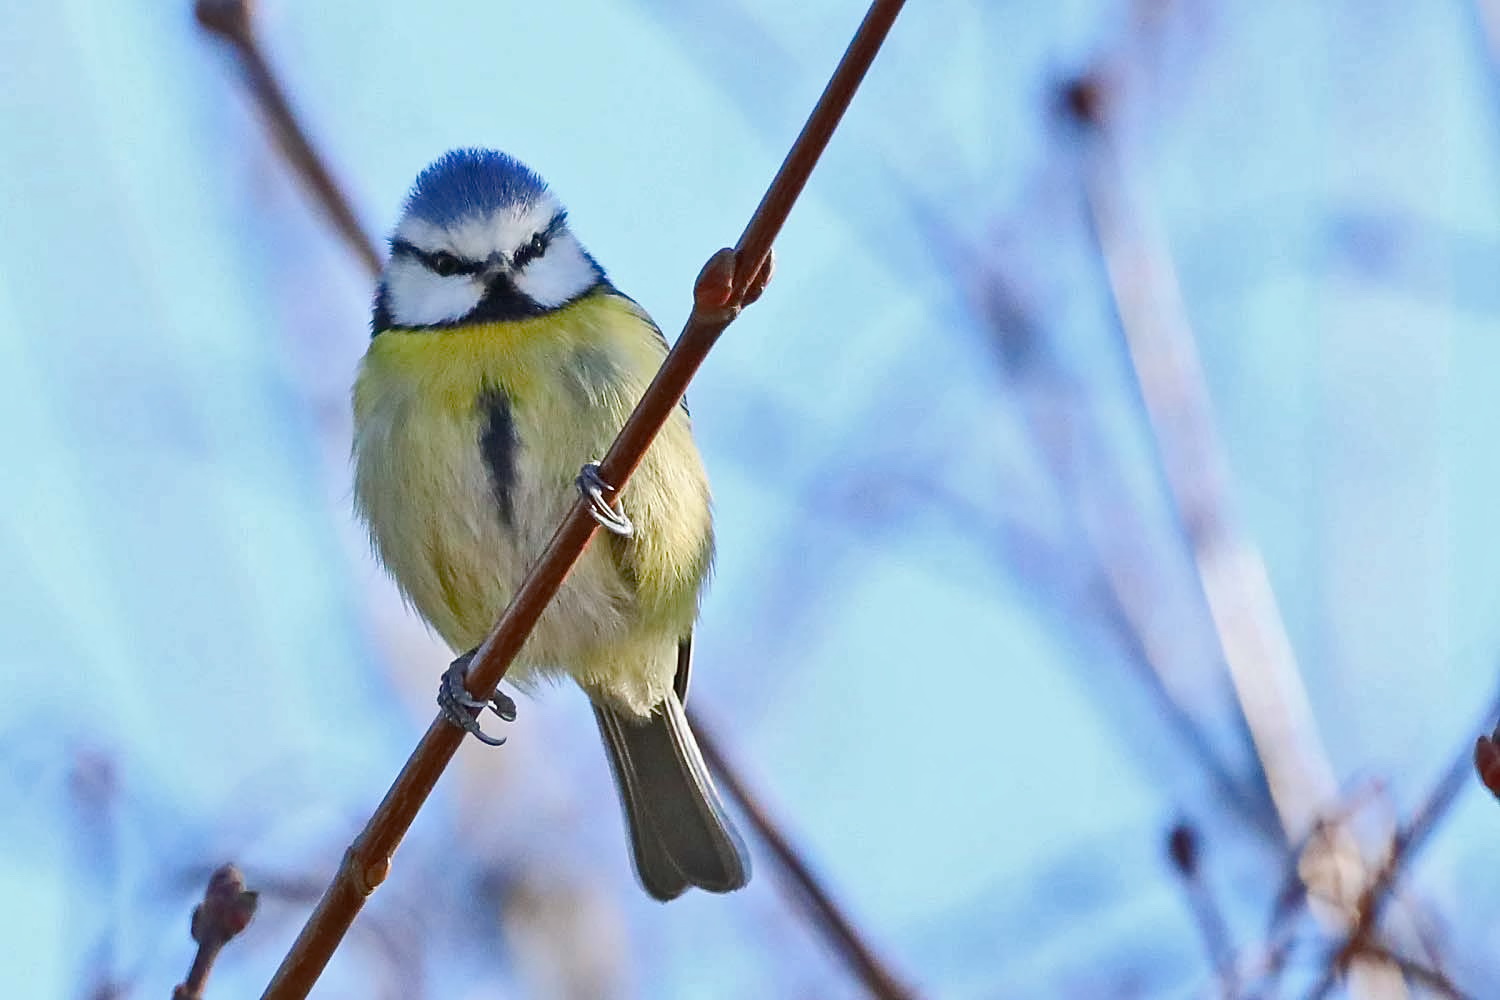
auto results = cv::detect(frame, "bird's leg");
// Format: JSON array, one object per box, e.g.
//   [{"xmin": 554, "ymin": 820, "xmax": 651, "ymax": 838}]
[
  {"xmin": 437, "ymin": 648, "xmax": 517, "ymax": 747},
  {"xmin": 577, "ymin": 463, "xmax": 634, "ymax": 536}
]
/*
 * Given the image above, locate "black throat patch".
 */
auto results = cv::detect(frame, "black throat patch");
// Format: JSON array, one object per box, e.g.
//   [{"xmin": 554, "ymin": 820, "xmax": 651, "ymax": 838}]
[{"xmin": 469, "ymin": 272, "xmax": 550, "ymax": 323}]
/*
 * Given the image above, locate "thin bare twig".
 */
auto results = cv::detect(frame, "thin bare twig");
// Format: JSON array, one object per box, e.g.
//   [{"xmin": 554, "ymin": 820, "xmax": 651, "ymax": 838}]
[
  {"xmin": 1474, "ymin": 722, "xmax": 1500, "ymax": 801},
  {"xmin": 174, "ymin": 864, "xmax": 259, "ymax": 1000},
  {"xmin": 1304, "ymin": 686, "xmax": 1500, "ymax": 999},
  {"xmin": 1067, "ymin": 71, "xmax": 1335, "ymax": 846},
  {"xmin": 690, "ymin": 709, "xmax": 919, "ymax": 1000},
  {"xmin": 196, "ymin": 2, "xmax": 910, "ymax": 996},
  {"xmin": 1241, "ymin": 780, "xmax": 1394, "ymax": 999},
  {"xmin": 1473, "ymin": 0, "xmax": 1500, "ymax": 812},
  {"xmin": 196, "ymin": 0, "xmax": 381, "ymax": 276},
  {"xmin": 70, "ymin": 748, "xmax": 130, "ymax": 1000},
  {"xmin": 912, "ymin": 201, "xmax": 1279, "ymax": 838},
  {"xmin": 1166, "ymin": 821, "xmax": 1237, "ymax": 997},
  {"xmin": 1260, "ymin": 781, "xmax": 1385, "ymax": 933},
  {"xmin": 1359, "ymin": 945, "xmax": 1472, "ymax": 1000},
  {"xmin": 1064, "ymin": 60, "xmax": 1402, "ymax": 996}
]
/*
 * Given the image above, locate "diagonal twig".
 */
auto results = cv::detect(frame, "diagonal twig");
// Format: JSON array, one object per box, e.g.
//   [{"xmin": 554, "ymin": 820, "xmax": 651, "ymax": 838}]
[
  {"xmin": 1068, "ymin": 72, "xmax": 1336, "ymax": 846},
  {"xmin": 690, "ymin": 708, "xmax": 917, "ymax": 999},
  {"xmin": 1304, "ymin": 684, "xmax": 1500, "ymax": 999},
  {"xmin": 911, "ymin": 200, "xmax": 1279, "ymax": 838},
  {"xmin": 174, "ymin": 864, "xmax": 259, "ymax": 1000},
  {"xmin": 1165, "ymin": 821, "xmax": 1237, "ymax": 997},
  {"xmin": 196, "ymin": 0, "xmax": 381, "ymax": 277},
  {"xmin": 198, "ymin": 2, "xmax": 911, "ymax": 996},
  {"xmin": 1061, "ymin": 59, "xmax": 1401, "ymax": 996},
  {"xmin": 1359, "ymin": 945, "xmax": 1472, "ymax": 1000}
]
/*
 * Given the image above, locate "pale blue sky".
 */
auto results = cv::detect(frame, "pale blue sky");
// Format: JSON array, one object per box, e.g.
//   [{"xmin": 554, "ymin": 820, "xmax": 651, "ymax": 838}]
[{"xmin": 3, "ymin": 2, "xmax": 1500, "ymax": 997}]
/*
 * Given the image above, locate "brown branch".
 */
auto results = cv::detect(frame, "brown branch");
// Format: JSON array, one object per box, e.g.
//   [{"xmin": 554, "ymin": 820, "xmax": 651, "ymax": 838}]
[
  {"xmin": 1063, "ymin": 49, "xmax": 1403, "ymax": 995},
  {"xmin": 1305, "ymin": 685, "xmax": 1500, "ymax": 999},
  {"xmin": 1067, "ymin": 71, "xmax": 1335, "ymax": 847},
  {"xmin": 689, "ymin": 708, "xmax": 920, "ymax": 1000},
  {"xmin": 69, "ymin": 748, "xmax": 130, "ymax": 1000},
  {"xmin": 910, "ymin": 200, "xmax": 1279, "ymax": 839},
  {"xmin": 1475, "ymin": 722, "xmax": 1500, "ymax": 801},
  {"xmin": 195, "ymin": 0, "xmax": 382, "ymax": 276},
  {"xmin": 1165, "ymin": 821, "xmax": 1237, "ymax": 997},
  {"xmin": 1262, "ymin": 783, "xmax": 1383, "ymax": 938},
  {"xmin": 1360, "ymin": 945, "xmax": 1473, "ymax": 1000},
  {"xmin": 1474, "ymin": 677, "xmax": 1500, "ymax": 800},
  {"xmin": 1243, "ymin": 780, "xmax": 1392, "ymax": 999},
  {"xmin": 174, "ymin": 864, "xmax": 259, "ymax": 1000},
  {"xmin": 197, "ymin": 2, "xmax": 910, "ymax": 996}
]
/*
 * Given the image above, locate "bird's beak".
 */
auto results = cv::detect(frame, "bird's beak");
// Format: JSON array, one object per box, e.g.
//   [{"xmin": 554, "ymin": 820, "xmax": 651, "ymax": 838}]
[{"xmin": 483, "ymin": 251, "xmax": 511, "ymax": 279}]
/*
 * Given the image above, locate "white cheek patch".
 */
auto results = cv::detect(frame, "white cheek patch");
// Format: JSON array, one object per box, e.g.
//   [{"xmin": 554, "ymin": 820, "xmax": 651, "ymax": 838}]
[
  {"xmin": 515, "ymin": 233, "xmax": 596, "ymax": 308},
  {"xmin": 384, "ymin": 256, "xmax": 484, "ymax": 326},
  {"xmin": 388, "ymin": 191, "xmax": 597, "ymax": 320}
]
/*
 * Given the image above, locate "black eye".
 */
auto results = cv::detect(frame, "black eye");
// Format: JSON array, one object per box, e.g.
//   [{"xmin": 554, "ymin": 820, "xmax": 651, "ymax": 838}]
[
  {"xmin": 427, "ymin": 251, "xmax": 462, "ymax": 277},
  {"xmin": 516, "ymin": 233, "xmax": 546, "ymax": 267}
]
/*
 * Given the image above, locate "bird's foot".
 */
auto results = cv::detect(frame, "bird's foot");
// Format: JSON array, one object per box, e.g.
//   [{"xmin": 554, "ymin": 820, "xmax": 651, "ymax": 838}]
[
  {"xmin": 577, "ymin": 463, "xmax": 634, "ymax": 536},
  {"xmin": 438, "ymin": 650, "xmax": 516, "ymax": 747},
  {"xmin": 693, "ymin": 247, "xmax": 775, "ymax": 323}
]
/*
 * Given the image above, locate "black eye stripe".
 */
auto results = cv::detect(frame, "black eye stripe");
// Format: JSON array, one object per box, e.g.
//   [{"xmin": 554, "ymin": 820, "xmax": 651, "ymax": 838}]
[
  {"xmin": 389, "ymin": 212, "xmax": 567, "ymax": 276},
  {"xmin": 513, "ymin": 211, "xmax": 569, "ymax": 269},
  {"xmin": 389, "ymin": 239, "xmax": 482, "ymax": 276}
]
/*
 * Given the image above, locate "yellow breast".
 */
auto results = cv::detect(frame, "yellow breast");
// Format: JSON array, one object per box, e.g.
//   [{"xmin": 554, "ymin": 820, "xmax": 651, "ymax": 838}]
[{"xmin": 351, "ymin": 291, "xmax": 713, "ymax": 695}]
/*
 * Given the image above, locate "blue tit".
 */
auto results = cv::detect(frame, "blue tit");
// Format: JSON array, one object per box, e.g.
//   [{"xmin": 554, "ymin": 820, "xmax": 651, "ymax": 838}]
[{"xmin": 352, "ymin": 149, "xmax": 749, "ymax": 900}]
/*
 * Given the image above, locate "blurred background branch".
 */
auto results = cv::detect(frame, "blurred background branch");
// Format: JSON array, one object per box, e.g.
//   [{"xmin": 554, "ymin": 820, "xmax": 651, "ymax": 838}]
[
  {"xmin": 172, "ymin": 864, "xmax": 258, "ymax": 1000},
  {"xmin": 1063, "ymin": 61, "xmax": 1410, "ymax": 996},
  {"xmin": 2, "ymin": 0, "xmax": 1497, "ymax": 996},
  {"xmin": 1071, "ymin": 80, "xmax": 1335, "ymax": 840},
  {"xmin": 1306, "ymin": 685, "xmax": 1500, "ymax": 999},
  {"xmin": 195, "ymin": 0, "xmax": 381, "ymax": 275}
]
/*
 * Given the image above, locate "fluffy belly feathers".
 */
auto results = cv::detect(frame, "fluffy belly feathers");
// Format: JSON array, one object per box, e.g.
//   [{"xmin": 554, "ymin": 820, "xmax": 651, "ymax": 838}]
[{"xmin": 351, "ymin": 293, "xmax": 713, "ymax": 712}]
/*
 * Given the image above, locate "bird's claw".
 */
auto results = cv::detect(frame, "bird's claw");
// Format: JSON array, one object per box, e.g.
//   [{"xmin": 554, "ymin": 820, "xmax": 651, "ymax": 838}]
[
  {"xmin": 577, "ymin": 463, "xmax": 634, "ymax": 536},
  {"xmin": 438, "ymin": 652, "xmax": 516, "ymax": 746}
]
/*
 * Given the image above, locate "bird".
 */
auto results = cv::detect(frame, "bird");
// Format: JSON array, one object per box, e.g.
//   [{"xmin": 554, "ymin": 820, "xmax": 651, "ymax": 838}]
[{"xmin": 352, "ymin": 148, "xmax": 751, "ymax": 900}]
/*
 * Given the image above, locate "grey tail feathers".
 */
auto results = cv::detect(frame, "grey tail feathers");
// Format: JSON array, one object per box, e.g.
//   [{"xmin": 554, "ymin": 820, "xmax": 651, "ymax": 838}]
[{"xmin": 593, "ymin": 695, "xmax": 750, "ymax": 901}]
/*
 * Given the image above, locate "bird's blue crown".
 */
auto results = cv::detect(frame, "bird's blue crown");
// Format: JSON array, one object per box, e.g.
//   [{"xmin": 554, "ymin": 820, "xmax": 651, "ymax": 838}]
[{"xmin": 402, "ymin": 149, "xmax": 550, "ymax": 228}]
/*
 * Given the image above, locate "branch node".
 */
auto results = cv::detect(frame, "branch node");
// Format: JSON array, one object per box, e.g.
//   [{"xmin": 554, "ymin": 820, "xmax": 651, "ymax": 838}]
[
  {"xmin": 1474, "ymin": 728, "xmax": 1500, "ymax": 800},
  {"xmin": 194, "ymin": 0, "xmax": 253, "ymax": 45},
  {"xmin": 1057, "ymin": 73, "xmax": 1110, "ymax": 130},
  {"xmin": 174, "ymin": 863, "xmax": 258, "ymax": 1000},
  {"xmin": 340, "ymin": 843, "xmax": 389, "ymax": 897},
  {"xmin": 1167, "ymin": 819, "xmax": 1200, "ymax": 879},
  {"xmin": 692, "ymin": 247, "xmax": 776, "ymax": 325}
]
